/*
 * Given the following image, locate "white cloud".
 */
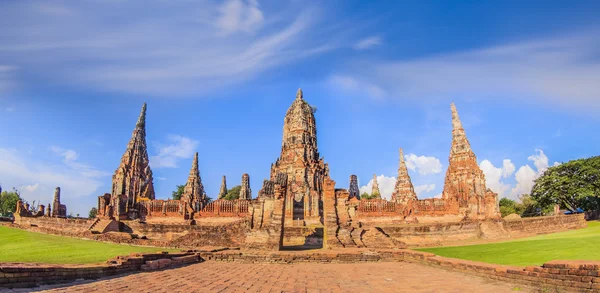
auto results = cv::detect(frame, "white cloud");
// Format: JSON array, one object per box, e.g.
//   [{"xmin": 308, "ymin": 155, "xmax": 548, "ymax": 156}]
[
  {"xmin": 353, "ymin": 36, "xmax": 382, "ymax": 50},
  {"xmin": 404, "ymin": 153, "xmax": 442, "ymax": 175},
  {"xmin": 0, "ymin": 147, "xmax": 109, "ymax": 215},
  {"xmin": 509, "ymin": 149, "xmax": 552, "ymax": 198},
  {"xmin": 150, "ymin": 135, "xmax": 199, "ymax": 168},
  {"xmin": 480, "ymin": 149, "xmax": 554, "ymax": 200},
  {"xmin": 216, "ymin": 0, "xmax": 264, "ymax": 35},
  {"xmin": 5, "ymin": 107, "xmax": 15, "ymax": 112},
  {"xmin": 23, "ymin": 183, "xmax": 39, "ymax": 193},
  {"xmin": 480, "ymin": 159, "xmax": 515, "ymax": 198},
  {"xmin": 359, "ymin": 174, "xmax": 395, "ymax": 200},
  {"xmin": 327, "ymin": 75, "xmax": 387, "ymax": 100},
  {"xmin": 328, "ymin": 33, "xmax": 600, "ymax": 110},
  {"xmin": 433, "ymin": 193, "xmax": 442, "ymax": 199},
  {"xmin": 528, "ymin": 149, "xmax": 549, "ymax": 173},
  {"xmin": 0, "ymin": 2, "xmax": 335, "ymax": 96},
  {"xmin": 511, "ymin": 165, "xmax": 537, "ymax": 199},
  {"xmin": 414, "ymin": 184, "xmax": 435, "ymax": 197},
  {"xmin": 50, "ymin": 146, "xmax": 79, "ymax": 163}
]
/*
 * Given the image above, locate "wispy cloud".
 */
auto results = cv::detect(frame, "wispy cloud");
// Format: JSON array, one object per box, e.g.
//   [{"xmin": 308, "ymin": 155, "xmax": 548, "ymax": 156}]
[
  {"xmin": 404, "ymin": 153, "xmax": 442, "ymax": 175},
  {"xmin": 150, "ymin": 135, "xmax": 199, "ymax": 168},
  {"xmin": 327, "ymin": 75, "xmax": 387, "ymax": 100},
  {"xmin": 353, "ymin": 36, "xmax": 382, "ymax": 50},
  {"xmin": 0, "ymin": 147, "xmax": 109, "ymax": 213},
  {"xmin": 0, "ymin": 1, "xmax": 336, "ymax": 96},
  {"xmin": 414, "ymin": 184, "xmax": 435, "ymax": 197},
  {"xmin": 0, "ymin": 65, "xmax": 16, "ymax": 93},
  {"xmin": 329, "ymin": 32, "xmax": 600, "ymax": 110},
  {"xmin": 217, "ymin": 0, "xmax": 264, "ymax": 35}
]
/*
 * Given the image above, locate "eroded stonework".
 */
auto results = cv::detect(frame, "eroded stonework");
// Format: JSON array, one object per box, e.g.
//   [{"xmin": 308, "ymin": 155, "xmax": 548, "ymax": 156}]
[
  {"xmin": 348, "ymin": 175, "xmax": 360, "ymax": 200},
  {"xmin": 218, "ymin": 176, "xmax": 227, "ymax": 199},
  {"xmin": 441, "ymin": 103, "xmax": 500, "ymax": 219},
  {"xmin": 111, "ymin": 103, "xmax": 155, "ymax": 210},
  {"xmin": 51, "ymin": 187, "xmax": 67, "ymax": 218},
  {"xmin": 391, "ymin": 148, "xmax": 417, "ymax": 205},
  {"xmin": 371, "ymin": 174, "xmax": 381, "ymax": 198},
  {"xmin": 262, "ymin": 88, "xmax": 329, "ymax": 225},
  {"xmin": 182, "ymin": 152, "xmax": 208, "ymax": 217},
  {"xmin": 239, "ymin": 173, "xmax": 252, "ymax": 200}
]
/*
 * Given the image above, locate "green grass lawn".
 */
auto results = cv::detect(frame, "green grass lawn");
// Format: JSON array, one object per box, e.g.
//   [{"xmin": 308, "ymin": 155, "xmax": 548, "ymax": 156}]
[
  {"xmin": 417, "ymin": 221, "xmax": 600, "ymax": 267},
  {"xmin": 0, "ymin": 226, "xmax": 177, "ymax": 264}
]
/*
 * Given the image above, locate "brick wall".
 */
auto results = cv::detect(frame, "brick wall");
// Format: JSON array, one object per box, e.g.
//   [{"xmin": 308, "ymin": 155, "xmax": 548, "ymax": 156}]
[
  {"xmin": 504, "ymin": 214, "xmax": 586, "ymax": 235},
  {"xmin": 0, "ymin": 252, "xmax": 199, "ymax": 289},
  {"xmin": 14, "ymin": 216, "xmax": 94, "ymax": 233}
]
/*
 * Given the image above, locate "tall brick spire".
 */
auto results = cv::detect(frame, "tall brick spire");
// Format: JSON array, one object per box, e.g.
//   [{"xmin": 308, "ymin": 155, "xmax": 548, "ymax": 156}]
[
  {"xmin": 371, "ymin": 174, "xmax": 381, "ymax": 198},
  {"xmin": 391, "ymin": 148, "xmax": 417, "ymax": 204},
  {"xmin": 218, "ymin": 175, "xmax": 227, "ymax": 199},
  {"xmin": 449, "ymin": 103, "xmax": 474, "ymax": 157},
  {"xmin": 263, "ymin": 88, "xmax": 328, "ymax": 222},
  {"xmin": 111, "ymin": 103, "xmax": 155, "ymax": 205},
  {"xmin": 442, "ymin": 103, "xmax": 495, "ymax": 218},
  {"xmin": 182, "ymin": 152, "xmax": 206, "ymax": 208}
]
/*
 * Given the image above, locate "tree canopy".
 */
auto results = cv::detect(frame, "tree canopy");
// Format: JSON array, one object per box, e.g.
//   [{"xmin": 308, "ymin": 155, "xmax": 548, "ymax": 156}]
[
  {"xmin": 531, "ymin": 156, "xmax": 600, "ymax": 212},
  {"xmin": 0, "ymin": 187, "xmax": 21, "ymax": 217},
  {"xmin": 89, "ymin": 207, "xmax": 98, "ymax": 219},
  {"xmin": 498, "ymin": 195, "xmax": 553, "ymax": 218},
  {"xmin": 224, "ymin": 185, "xmax": 241, "ymax": 200},
  {"xmin": 360, "ymin": 192, "xmax": 379, "ymax": 200},
  {"xmin": 171, "ymin": 184, "xmax": 185, "ymax": 200}
]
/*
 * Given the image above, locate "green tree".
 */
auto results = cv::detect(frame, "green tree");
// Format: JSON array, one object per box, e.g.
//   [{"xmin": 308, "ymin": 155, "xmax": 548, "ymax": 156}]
[
  {"xmin": 89, "ymin": 207, "xmax": 98, "ymax": 219},
  {"xmin": 499, "ymin": 197, "xmax": 518, "ymax": 217},
  {"xmin": 171, "ymin": 184, "xmax": 185, "ymax": 200},
  {"xmin": 224, "ymin": 185, "xmax": 241, "ymax": 200},
  {"xmin": 531, "ymin": 156, "xmax": 600, "ymax": 212},
  {"xmin": 360, "ymin": 192, "xmax": 378, "ymax": 200},
  {"xmin": 0, "ymin": 187, "xmax": 21, "ymax": 217}
]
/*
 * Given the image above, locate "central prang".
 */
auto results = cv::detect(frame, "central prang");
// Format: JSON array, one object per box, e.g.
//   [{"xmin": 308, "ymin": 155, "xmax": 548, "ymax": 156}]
[{"xmin": 259, "ymin": 88, "xmax": 329, "ymax": 226}]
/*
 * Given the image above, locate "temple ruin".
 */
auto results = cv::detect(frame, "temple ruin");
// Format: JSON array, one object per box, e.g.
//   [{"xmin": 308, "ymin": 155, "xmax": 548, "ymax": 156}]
[
  {"xmin": 110, "ymin": 103, "xmax": 155, "ymax": 218},
  {"xmin": 11, "ymin": 89, "xmax": 580, "ymax": 252}
]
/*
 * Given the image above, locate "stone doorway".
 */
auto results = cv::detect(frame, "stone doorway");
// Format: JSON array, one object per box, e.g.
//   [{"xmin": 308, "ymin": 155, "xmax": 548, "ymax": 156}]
[{"xmin": 292, "ymin": 200, "xmax": 304, "ymax": 224}]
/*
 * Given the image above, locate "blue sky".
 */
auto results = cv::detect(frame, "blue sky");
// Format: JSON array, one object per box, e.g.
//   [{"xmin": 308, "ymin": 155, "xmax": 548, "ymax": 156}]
[{"xmin": 1, "ymin": 0, "xmax": 599, "ymax": 216}]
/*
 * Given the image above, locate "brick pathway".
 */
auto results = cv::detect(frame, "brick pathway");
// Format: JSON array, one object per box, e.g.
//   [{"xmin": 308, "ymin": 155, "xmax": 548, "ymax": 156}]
[{"xmin": 22, "ymin": 262, "xmax": 528, "ymax": 293}]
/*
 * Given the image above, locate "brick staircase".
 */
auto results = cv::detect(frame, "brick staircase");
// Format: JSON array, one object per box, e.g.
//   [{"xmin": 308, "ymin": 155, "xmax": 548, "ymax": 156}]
[{"xmin": 88, "ymin": 218, "xmax": 119, "ymax": 234}]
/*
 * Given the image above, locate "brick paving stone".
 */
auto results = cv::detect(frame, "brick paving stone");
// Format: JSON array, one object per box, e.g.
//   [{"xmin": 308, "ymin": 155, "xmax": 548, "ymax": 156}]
[{"xmin": 6, "ymin": 262, "xmax": 530, "ymax": 293}]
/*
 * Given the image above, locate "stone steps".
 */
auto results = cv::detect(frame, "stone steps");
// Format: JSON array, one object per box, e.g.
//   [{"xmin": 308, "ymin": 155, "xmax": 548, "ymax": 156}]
[{"xmin": 89, "ymin": 219, "xmax": 119, "ymax": 234}]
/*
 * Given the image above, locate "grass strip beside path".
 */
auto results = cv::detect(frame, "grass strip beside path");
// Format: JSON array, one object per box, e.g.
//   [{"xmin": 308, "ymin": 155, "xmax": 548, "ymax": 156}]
[
  {"xmin": 0, "ymin": 226, "xmax": 177, "ymax": 264},
  {"xmin": 417, "ymin": 221, "xmax": 600, "ymax": 266}
]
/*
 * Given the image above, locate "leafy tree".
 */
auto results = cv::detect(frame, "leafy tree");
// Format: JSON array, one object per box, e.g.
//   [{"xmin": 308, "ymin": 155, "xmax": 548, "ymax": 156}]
[
  {"xmin": 224, "ymin": 185, "xmax": 241, "ymax": 200},
  {"xmin": 171, "ymin": 184, "xmax": 185, "ymax": 200},
  {"xmin": 360, "ymin": 192, "xmax": 379, "ymax": 200},
  {"xmin": 0, "ymin": 187, "xmax": 21, "ymax": 217},
  {"xmin": 531, "ymin": 156, "xmax": 600, "ymax": 212},
  {"xmin": 499, "ymin": 197, "xmax": 518, "ymax": 217},
  {"xmin": 89, "ymin": 207, "xmax": 98, "ymax": 219},
  {"xmin": 498, "ymin": 195, "xmax": 553, "ymax": 217}
]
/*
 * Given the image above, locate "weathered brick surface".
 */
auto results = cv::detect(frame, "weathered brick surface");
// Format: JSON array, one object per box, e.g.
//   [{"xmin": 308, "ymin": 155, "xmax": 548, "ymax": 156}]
[
  {"xmin": 194, "ymin": 250, "xmax": 600, "ymax": 292},
  {"xmin": 28, "ymin": 262, "xmax": 525, "ymax": 292},
  {"xmin": 0, "ymin": 252, "xmax": 199, "ymax": 288}
]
